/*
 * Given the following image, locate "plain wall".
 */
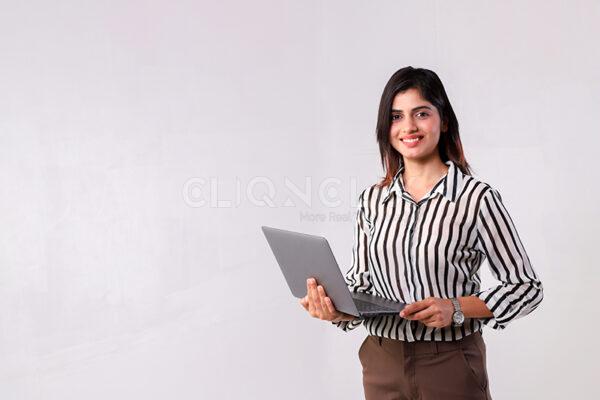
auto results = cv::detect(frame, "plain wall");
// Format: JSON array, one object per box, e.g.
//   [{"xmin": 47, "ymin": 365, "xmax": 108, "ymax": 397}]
[{"xmin": 1, "ymin": 0, "xmax": 598, "ymax": 399}]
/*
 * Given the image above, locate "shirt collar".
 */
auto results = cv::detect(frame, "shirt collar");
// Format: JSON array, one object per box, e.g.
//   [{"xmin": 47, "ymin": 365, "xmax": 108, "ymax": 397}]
[{"xmin": 382, "ymin": 159, "xmax": 466, "ymax": 204}]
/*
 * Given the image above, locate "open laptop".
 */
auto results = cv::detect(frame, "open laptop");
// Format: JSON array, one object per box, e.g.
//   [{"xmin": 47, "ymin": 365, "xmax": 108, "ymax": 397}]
[{"xmin": 261, "ymin": 225, "xmax": 405, "ymax": 317}]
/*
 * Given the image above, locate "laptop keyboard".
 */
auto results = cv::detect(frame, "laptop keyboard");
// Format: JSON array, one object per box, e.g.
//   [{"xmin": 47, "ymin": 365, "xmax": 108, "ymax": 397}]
[{"xmin": 353, "ymin": 298, "xmax": 395, "ymax": 312}]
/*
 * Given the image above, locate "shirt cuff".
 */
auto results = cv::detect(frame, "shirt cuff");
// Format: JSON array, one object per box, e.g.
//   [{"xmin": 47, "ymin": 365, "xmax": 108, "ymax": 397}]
[{"xmin": 331, "ymin": 317, "xmax": 363, "ymax": 332}]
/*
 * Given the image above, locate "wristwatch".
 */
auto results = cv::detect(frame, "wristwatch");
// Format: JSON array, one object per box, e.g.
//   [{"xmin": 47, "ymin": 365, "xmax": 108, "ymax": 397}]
[{"xmin": 450, "ymin": 298, "xmax": 465, "ymax": 327}]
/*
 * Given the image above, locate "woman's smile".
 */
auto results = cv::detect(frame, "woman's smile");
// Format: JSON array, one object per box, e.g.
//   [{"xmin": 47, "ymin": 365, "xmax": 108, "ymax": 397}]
[{"xmin": 400, "ymin": 134, "xmax": 425, "ymax": 147}]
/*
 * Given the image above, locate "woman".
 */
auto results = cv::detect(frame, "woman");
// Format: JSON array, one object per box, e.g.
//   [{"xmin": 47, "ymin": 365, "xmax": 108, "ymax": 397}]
[{"xmin": 299, "ymin": 66, "xmax": 543, "ymax": 399}]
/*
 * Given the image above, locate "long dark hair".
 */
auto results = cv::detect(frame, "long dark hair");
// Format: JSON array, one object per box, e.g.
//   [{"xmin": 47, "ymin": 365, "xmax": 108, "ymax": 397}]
[{"xmin": 376, "ymin": 66, "xmax": 471, "ymax": 188}]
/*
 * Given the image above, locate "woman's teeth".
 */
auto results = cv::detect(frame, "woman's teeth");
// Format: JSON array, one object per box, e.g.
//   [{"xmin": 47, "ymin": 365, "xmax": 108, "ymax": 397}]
[{"xmin": 402, "ymin": 137, "xmax": 422, "ymax": 143}]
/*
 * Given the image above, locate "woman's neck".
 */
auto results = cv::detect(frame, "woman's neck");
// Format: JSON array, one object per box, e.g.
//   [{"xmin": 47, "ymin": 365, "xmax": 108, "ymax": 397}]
[{"xmin": 402, "ymin": 155, "xmax": 448, "ymax": 184}]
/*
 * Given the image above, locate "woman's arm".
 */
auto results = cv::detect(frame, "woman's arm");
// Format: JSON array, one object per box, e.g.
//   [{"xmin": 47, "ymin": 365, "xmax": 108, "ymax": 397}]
[
  {"xmin": 472, "ymin": 186, "xmax": 544, "ymax": 329},
  {"xmin": 459, "ymin": 296, "xmax": 493, "ymax": 318},
  {"xmin": 400, "ymin": 296, "xmax": 492, "ymax": 328},
  {"xmin": 401, "ymin": 186, "xmax": 543, "ymax": 329}
]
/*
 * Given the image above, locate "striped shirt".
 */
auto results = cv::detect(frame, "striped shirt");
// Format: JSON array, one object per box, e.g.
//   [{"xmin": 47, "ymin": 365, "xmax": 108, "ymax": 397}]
[{"xmin": 333, "ymin": 159, "xmax": 543, "ymax": 341}]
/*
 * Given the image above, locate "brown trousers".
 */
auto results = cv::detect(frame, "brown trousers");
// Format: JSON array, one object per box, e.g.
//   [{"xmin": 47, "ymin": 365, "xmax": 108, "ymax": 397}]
[{"xmin": 358, "ymin": 331, "xmax": 492, "ymax": 400}]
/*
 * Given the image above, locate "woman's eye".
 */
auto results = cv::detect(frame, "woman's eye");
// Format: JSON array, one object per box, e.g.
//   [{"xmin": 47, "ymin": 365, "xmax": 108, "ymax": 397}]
[
  {"xmin": 416, "ymin": 112, "xmax": 429, "ymax": 118},
  {"xmin": 391, "ymin": 114, "xmax": 401, "ymax": 120}
]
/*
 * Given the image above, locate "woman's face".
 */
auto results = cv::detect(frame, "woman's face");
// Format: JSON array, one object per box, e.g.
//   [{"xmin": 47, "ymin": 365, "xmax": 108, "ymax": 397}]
[{"xmin": 389, "ymin": 88, "xmax": 446, "ymax": 163}]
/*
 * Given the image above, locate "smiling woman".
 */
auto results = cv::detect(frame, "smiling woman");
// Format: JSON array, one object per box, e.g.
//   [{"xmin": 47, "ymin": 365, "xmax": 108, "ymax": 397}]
[
  {"xmin": 299, "ymin": 66, "xmax": 544, "ymax": 400},
  {"xmin": 375, "ymin": 67, "xmax": 470, "ymax": 188},
  {"xmin": 389, "ymin": 89, "xmax": 447, "ymax": 180}
]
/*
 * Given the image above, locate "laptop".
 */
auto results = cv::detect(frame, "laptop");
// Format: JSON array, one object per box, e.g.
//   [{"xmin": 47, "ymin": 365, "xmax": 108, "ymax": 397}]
[{"xmin": 261, "ymin": 225, "xmax": 406, "ymax": 317}]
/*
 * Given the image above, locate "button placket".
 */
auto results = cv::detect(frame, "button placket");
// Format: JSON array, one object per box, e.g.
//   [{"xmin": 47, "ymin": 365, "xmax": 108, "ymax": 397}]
[{"xmin": 405, "ymin": 199, "xmax": 420, "ymax": 304}]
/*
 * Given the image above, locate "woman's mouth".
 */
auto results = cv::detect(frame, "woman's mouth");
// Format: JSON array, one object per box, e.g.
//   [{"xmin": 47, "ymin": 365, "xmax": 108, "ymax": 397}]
[{"xmin": 401, "ymin": 136, "xmax": 424, "ymax": 147}]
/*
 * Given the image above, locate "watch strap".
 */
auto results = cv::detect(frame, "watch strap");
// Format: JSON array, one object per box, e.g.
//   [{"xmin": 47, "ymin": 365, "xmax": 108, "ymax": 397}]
[{"xmin": 450, "ymin": 297, "xmax": 461, "ymax": 312}]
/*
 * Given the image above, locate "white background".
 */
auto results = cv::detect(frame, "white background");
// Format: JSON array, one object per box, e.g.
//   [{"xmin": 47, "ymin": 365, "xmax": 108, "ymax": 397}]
[{"xmin": 1, "ymin": 0, "xmax": 598, "ymax": 399}]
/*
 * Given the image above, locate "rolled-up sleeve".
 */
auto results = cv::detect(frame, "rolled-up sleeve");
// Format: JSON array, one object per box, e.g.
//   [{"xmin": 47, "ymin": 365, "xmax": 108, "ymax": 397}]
[
  {"xmin": 474, "ymin": 187, "xmax": 544, "ymax": 330},
  {"xmin": 332, "ymin": 187, "xmax": 374, "ymax": 332}
]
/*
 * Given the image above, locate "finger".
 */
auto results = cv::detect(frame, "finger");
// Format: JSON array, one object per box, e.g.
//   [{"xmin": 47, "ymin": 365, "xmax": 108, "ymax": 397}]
[
  {"xmin": 305, "ymin": 278, "xmax": 310, "ymax": 296},
  {"xmin": 317, "ymin": 283, "xmax": 328, "ymax": 298},
  {"xmin": 307, "ymin": 279, "xmax": 317, "ymax": 314},
  {"xmin": 309, "ymin": 279, "xmax": 322, "ymax": 313},
  {"xmin": 421, "ymin": 315, "xmax": 438, "ymax": 325},
  {"xmin": 317, "ymin": 285, "xmax": 329, "ymax": 317},
  {"xmin": 323, "ymin": 296, "xmax": 337, "ymax": 314},
  {"xmin": 327, "ymin": 299, "xmax": 348, "ymax": 322},
  {"xmin": 319, "ymin": 286, "xmax": 338, "ymax": 319},
  {"xmin": 410, "ymin": 307, "xmax": 438, "ymax": 321},
  {"xmin": 299, "ymin": 296, "xmax": 309, "ymax": 311},
  {"xmin": 401, "ymin": 301, "xmax": 424, "ymax": 317},
  {"xmin": 401, "ymin": 300, "xmax": 430, "ymax": 317}
]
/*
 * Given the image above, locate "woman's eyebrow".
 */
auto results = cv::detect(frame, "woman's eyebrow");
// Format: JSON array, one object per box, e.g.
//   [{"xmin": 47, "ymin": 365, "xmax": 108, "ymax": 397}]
[{"xmin": 391, "ymin": 105, "xmax": 433, "ymax": 113}]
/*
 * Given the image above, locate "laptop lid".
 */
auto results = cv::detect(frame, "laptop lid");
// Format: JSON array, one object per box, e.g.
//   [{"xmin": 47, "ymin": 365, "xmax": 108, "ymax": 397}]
[{"xmin": 261, "ymin": 225, "xmax": 360, "ymax": 316}]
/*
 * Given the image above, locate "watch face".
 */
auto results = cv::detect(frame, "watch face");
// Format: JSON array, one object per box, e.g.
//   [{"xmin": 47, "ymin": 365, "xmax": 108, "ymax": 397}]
[{"xmin": 453, "ymin": 311, "xmax": 465, "ymax": 325}]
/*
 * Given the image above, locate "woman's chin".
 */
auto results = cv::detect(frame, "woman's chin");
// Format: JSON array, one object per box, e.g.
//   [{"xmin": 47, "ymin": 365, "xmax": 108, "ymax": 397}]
[{"xmin": 400, "ymin": 150, "xmax": 436, "ymax": 162}]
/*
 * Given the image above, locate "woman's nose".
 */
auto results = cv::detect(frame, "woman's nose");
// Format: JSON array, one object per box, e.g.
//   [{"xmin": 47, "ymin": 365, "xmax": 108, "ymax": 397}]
[{"xmin": 401, "ymin": 117, "xmax": 418, "ymax": 133}]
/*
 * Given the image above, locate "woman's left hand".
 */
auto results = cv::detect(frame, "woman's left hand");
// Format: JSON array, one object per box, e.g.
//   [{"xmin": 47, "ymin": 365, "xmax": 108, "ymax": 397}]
[{"xmin": 400, "ymin": 297, "xmax": 455, "ymax": 328}]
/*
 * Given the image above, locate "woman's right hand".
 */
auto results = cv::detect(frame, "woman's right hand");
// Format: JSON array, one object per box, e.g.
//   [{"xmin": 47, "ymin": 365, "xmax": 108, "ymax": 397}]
[{"xmin": 299, "ymin": 278, "xmax": 358, "ymax": 323}]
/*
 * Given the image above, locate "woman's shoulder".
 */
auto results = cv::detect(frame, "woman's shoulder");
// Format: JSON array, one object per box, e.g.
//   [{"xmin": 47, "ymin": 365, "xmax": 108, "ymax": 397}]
[
  {"xmin": 357, "ymin": 182, "xmax": 388, "ymax": 201},
  {"xmin": 464, "ymin": 173, "xmax": 492, "ymax": 189},
  {"xmin": 460, "ymin": 174, "xmax": 503, "ymax": 202}
]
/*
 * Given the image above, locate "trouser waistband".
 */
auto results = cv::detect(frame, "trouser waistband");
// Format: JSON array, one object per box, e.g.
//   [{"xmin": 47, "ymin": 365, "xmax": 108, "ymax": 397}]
[{"xmin": 372, "ymin": 330, "xmax": 482, "ymax": 356}]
